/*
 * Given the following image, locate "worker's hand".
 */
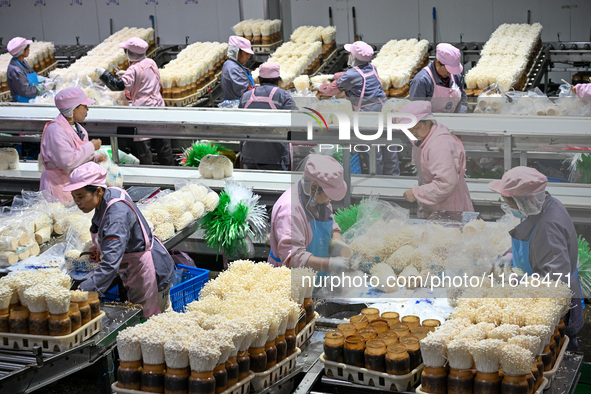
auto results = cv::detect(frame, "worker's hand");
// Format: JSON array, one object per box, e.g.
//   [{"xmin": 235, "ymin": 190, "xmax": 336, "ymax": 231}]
[
  {"xmin": 96, "ymin": 153, "xmax": 107, "ymax": 163},
  {"xmin": 116, "ymin": 70, "xmax": 126, "ymax": 77},
  {"xmin": 89, "ymin": 245, "xmax": 100, "ymax": 263},
  {"xmin": 311, "ymin": 82, "xmax": 322, "ymax": 91},
  {"xmin": 571, "ymin": 85, "xmax": 577, "ymax": 94},
  {"xmin": 91, "ymin": 138, "xmax": 102, "ymax": 151},
  {"xmin": 403, "ymin": 189, "xmax": 416, "ymax": 203},
  {"xmin": 37, "ymin": 75, "xmax": 46, "ymax": 83},
  {"xmin": 328, "ymin": 256, "xmax": 350, "ymax": 272},
  {"xmin": 95, "ymin": 67, "xmax": 106, "ymax": 77},
  {"xmin": 35, "ymin": 83, "xmax": 46, "ymax": 96}
]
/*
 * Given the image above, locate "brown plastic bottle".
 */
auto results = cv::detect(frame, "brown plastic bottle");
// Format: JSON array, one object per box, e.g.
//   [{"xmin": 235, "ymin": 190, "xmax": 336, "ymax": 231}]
[
  {"xmin": 68, "ymin": 304, "xmax": 82, "ymax": 331},
  {"xmin": 448, "ymin": 367, "xmax": 474, "ymax": 394},
  {"xmin": 385, "ymin": 344, "xmax": 410, "ymax": 375},
  {"xmin": 364, "ymin": 339, "xmax": 387, "ymax": 372},
  {"xmin": 411, "ymin": 326, "xmax": 430, "ymax": 341},
  {"xmin": 422, "ymin": 319, "xmax": 441, "ymax": 332},
  {"xmin": 275, "ymin": 334, "xmax": 287, "ymax": 362},
  {"xmin": 164, "ymin": 366, "xmax": 189, "ymax": 394},
  {"xmin": 264, "ymin": 339, "xmax": 277, "ymax": 370},
  {"xmin": 236, "ymin": 350, "xmax": 250, "ymax": 380},
  {"xmin": 349, "ymin": 315, "xmax": 369, "ymax": 330},
  {"xmin": 87, "ymin": 292, "xmax": 101, "ymax": 318},
  {"xmin": 296, "ymin": 305, "xmax": 306, "ymax": 334},
  {"xmin": 421, "ymin": 366, "xmax": 447, "ymax": 394},
  {"xmin": 378, "ymin": 331, "xmax": 398, "ymax": 346},
  {"xmin": 337, "ymin": 323, "xmax": 356, "ymax": 338},
  {"xmin": 75, "ymin": 299, "xmax": 91, "ymax": 325},
  {"xmin": 141, "ymin": 363, "xmax": 166, "ymax": 393},
  {"xmin": 28, "ymin": 311, "xmax": 49, "ymax": 335},
  {"xmin": 343, "ymin": 335, "xmax": 365, "ymax": 368},
  {"xmin": 542, "ymin": 345, "xmax": 553, "ymax": 371},
  {"xmin": 357, "ymin": 327, "xmax": 378, "ymax": 342},
  {"xmin": 213, "ymin": 363, "xmax": 227, "ymax": 393},
  {"xmin": 391, "ymin": 323, "xmax": 410, "ymax": 339},
  {"xmin": 48, "ymin": 312, "xmax": 71, "ymax": 336},
  {"xmin": 248, "ymin": 346, "xmax": 267, "ymax": 372},
  {"xmin": 324, "ymin": 331, "xmax": 344, "ymax": 363},
  {"xmin": 381, "ymin": 311, "xmax": 400, "ymax": 328},
  {"xmin": 303, "ymin": 297, "xmax": 314, "ymax": 323},
  {"xmin": 474, "ymin": 371, "xmax": 501, "ymax": 394},
  {"xmin": 0, "ymin": 307, "xmax": 8, "ymax": 332},
  {"xmin": 360, "ymin": 307, "xmax": 380, "ymax": 322},
  {"xmin": 501, "ymin": 373, "xmax": 529, "ymax": 394},
  {"xmin": 188, "ymin": 370, "xmax": 215, "ymax": 394},
  {"xmin": 9, "ymin": 306, "xmax": 29, "ymax": 334},
  {"xmin": 400, "ymin": 336, "xmax": 421, "ymax": 370},
  {"xmin": 369, "ymin": 319, "xmax": 390, "ymax": 334},
  {"xmin": 117, "ymin": 360, "xmax": 142, "ymax": 390},
  {"xmin": 285, "ymin": 328, "xmax": 297, "ymax": 355},
  {"xmin": 401, "ymin": 315, "xmax": 420, "ymax": 330},
  {"xmin": 225, "ymin": 357, "xmax": 239, "ymax": 387}
]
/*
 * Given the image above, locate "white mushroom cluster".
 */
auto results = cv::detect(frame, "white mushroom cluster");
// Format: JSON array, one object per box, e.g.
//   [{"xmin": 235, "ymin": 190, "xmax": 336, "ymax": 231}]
[
  {"xmin": 290, "ymin": 26, "xmax": 336, "ymax": 45},
  {"xmin": 256, "ymin": 41, "xmax": 322, "ymax": 88},
  {"xmin": 372, "ymin": 39, "xmax": 429, "ymax": 90},
  {"xmin": 465, "ymin": 23, "xmax": 543, "ymax": 91},
  {"xmin": 233, "ymin": 19, "xmax": 282, "ymax": 44},
  {"xmin": 160, "ymin": 42, "xmax": 227, "ymax": 99}
]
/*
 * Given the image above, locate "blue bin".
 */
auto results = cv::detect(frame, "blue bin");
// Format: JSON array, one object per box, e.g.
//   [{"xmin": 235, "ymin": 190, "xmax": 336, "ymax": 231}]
[{"xmin": 101, "ymin": 264, "xmax": 209, "ymax": 312}]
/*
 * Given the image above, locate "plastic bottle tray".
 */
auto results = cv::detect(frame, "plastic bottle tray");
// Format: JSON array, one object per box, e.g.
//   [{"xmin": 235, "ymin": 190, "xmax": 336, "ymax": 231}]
[
  {"xmin": 112, "ymin": 371, "xmax": 254, "ymax": 394},
  {"xmin": 250, "ymin": 347, "xmax": 301, "ymax": 392},
  {"xmin": 0, "ymin": 310, "xmax": 105, "ymax": 353},
  {"xmin": 543, "ymin": 335, "xmax": 569, "ymax": 386},
  {"xmin": 252, "ymin": 40, "xmax": 283, "ymax": 54},
  {"xmin": 320, "ymin": 353, "xmax": 423, "ymax": 392},
  {"xmin": 296, "ymin": 311, "xmax": 318, "ymax": 348},
  {"xmin": 417, "ymin": 376, "xmax": 548, "ymax": 394},
  {"xmin": 164, "ymin": 78, "xmax": 218, "ymax": 107}
]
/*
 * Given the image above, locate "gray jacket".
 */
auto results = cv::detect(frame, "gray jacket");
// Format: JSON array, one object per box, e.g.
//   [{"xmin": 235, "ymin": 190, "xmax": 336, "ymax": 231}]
[
  {"xmin": 80, "ymin": 188, "xmax": 174, "ymax": 295},
  {"xmin": 409, "ymin": 62, "xmax": 468, "ymax": 113},
  {"xmin": 221, "ymin": 59, "xmax": 254, "ymax": 100},
  {"xmin": 238, "ymin": 84, "xmax": 296, "ymax": 167},
  {"xmin": 509, "ymin": 192, "xmax": 584, "ymax": 338},
  {"xmin": 7, "ymin": 58, "xmax": 37, "ymax": 100},
  {"xmin": 337, "ymin": 62, "xmax": 386, "ymax": 112}
]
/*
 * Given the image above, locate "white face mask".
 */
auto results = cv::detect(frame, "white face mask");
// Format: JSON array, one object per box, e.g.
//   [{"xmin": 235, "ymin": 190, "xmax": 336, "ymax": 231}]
[{"xmin": 347, "ymin": 54, "xmax": 355, "ymax": 67}]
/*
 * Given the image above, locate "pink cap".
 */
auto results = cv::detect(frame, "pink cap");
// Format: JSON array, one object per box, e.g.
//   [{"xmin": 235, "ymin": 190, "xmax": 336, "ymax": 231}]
[
  {"xmin": 63, "ymin": 162, "xmax": 107, "ymax": 192},
  {"xmin": 344, "ymin": 41, "xmax": 374, "ymax": 62},
  {"xmin": 304, "ymin": 154, "xmax": 347, "ymax": 201},
  {"xmin": 488, "ymin": 166, "xmax": 548, "ymax": 197},
  {"xmin": 228, "ymin": 35, "xmax": 254, "ymax": 55},
  {"xmin": 7, "ymin": 37, "xmax": 33, "ymax": 56},
  {"xmin": 120, "ymin": 37, "xmax": 148, "ymax": 54},
  {"xmin": 259, "ymin": 62, "xmax": 280, "ymax": 79},
  {"xmin": 436, "ymin": 43, "xmax": 463, "ymax": 75},
  {"xmin": 55, "ymin": 87, "xmax": 95, "ymax": 110},
  {"xmin": 398, "ymin": 101, "xmax": 432, "ymax": 123}
]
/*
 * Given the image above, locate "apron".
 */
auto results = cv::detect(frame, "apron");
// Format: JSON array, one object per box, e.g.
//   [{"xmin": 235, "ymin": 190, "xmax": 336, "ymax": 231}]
[
  {"xmin": 12, "ymin": 58, "xmax": 39, "ymax": 103},
  {"xmin": 96, "ymin": 187, "xmax": 161, "ymax": 318},
  {"xmin": 127, "ymin": 59, "xmax": 164, "ymax": 106},
  {"xmin": 424, "ymin": 66, "xmax": 461, "ymax": 113},
  {"xmin": 39, "ymin": 114, "xmax": 89, "ymax": 202},
  {"xmin": 351, "ymin": 64, "xmax": 385, "ymax": 112}
]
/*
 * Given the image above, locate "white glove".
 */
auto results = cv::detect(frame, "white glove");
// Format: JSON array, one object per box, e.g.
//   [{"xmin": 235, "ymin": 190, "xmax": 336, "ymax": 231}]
[
  {"xmin": 328, "ymin": 256, "xmax": 350, "ymax": 272},
  {"xmin": 116, "ymin": 70, "xmax": 126, "ymax": 77},
  {"xmin": 311, "ymin": 82, "xmax": 322, "ymax": 91},
  {"xmin": 95, "ymin": 67, "xmax": 106, "ymax": 77},
  {"xmin": 35, "ymin": 83, "xmax": 46, "ymax": 95},
  {"xmin": 37, "ymin": 75, "xmax": 46, "ymax": 83}
]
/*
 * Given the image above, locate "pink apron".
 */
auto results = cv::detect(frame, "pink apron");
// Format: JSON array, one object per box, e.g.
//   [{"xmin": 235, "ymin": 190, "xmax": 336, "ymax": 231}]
[
  {"xmin": 39, "ymin": 114, "xmax": 90, "ymax": 203},
  {"xmin": 244, "ymin": 86, "xmax": 279, "ymax": 109},
  {"xmin": 412, "ymin": 123, "xmax": 473, "ymax": 218},
  {"xmin": 351, "ymin": 64, "xmax": 385, "ymax": 112},
  {"xmin": 95, "ymin": 187, "xmax": 161, "ymax": 318},
  {"xmin": 424, "ymin": 66, "xmax": 461, "ymax": 113}
]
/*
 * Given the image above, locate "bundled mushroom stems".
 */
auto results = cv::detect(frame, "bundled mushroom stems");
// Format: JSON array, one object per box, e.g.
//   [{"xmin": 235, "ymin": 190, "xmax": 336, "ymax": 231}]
[
  {"xmin": 233, "ymin": 19, "xmax": 282, "ymax": 45},
  {"xmin": 138, "ymin": 183, "xmax": 219, "ymax": 242},
  {"xmin": 0, "ymin": 41, "xmax": 56, "ymax": 96},
  {"xmin": 115, "ymin": 260, "xmax": 317, "ymax": 392},
  {"xmin": 323, "ymin": 305, "xmax": 439, "ymax": 376},
  {"xmin": 371, "ymin": 38, "xmax": 429, "ymax": 98},
  {"xmin": 0, "ymin": 269, "xmax": 101, "ymax": 336},
  {"xmin": 465, "ymin": 23, "xmax": 543, "ymax": 94},
  {"xmin": 160, "ymin": 42, "xmax": 228, "ymax": 100},
  {"xmin": 419, "ymin": 281, "xmax": 572, "ymax": 394}
]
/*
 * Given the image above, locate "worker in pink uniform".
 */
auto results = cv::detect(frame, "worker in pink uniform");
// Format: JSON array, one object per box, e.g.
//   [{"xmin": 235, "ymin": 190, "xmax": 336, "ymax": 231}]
[
  {"xmin": 571, "ymin": 83, "xmax": 591, "ymax": 98},
  {"xmin": 401, "ymin": 101, "xmax": 474, "ymax": 219},
  {"xmin": 409, "ymin": 43, "xmax": 468, "ymax": 113},
  {"xmin": 39, "ymin": 87, "xmax": 106, "ymax": 203},
  {"xmin": 96, "ymin": 37, "xmax": 173, "ymax": 166},
  {"xmin": 64, "ymin": 162, "xmax": 174, "ymax": 318},
  {"xmin": 268, "ymin": 154, "xmax": 350, "ymax": 272}
]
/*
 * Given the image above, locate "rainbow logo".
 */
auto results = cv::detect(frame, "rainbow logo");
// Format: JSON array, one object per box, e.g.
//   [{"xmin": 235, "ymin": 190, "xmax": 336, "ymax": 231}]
[{"xmin": 303, "ymin": 107, "xmax": 329, "ymax": 132}]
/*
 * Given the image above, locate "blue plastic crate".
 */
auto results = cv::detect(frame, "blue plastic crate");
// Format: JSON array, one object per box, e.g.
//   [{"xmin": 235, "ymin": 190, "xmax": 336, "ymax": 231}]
[{"xmin": 100, "ymin": 264, "xmax": 209, "ymax": 312}]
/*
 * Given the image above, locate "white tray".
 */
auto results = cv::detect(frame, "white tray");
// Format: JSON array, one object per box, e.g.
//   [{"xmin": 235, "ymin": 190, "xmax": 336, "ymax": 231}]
[
  {"xmin": 543, "ymin": 335, "xmax": 569, "ymax": 387},
  {"xmin": 296, "ymin": 311, "xmax": 318, "ymax": 348},
  {"xmin": 0, "ymin": 310, "xmax": 104, "ymax": 353},
  {"xmin": 320, "ymin": 353, "xmax": 423, "ymax": 392},
  {"xmin": 250, "ymin": 347, "xmax": 301, "ymax": 392},
  {"xmin": 112, "ymin": 371, "xmax": 254, "ymax": 394},
  {"xmin": 251, "ymin": 40, "xmax": 283, "ymax": 54},
  {"xmin": 416, "ymin": 376, "xmax": 549, "ymax": 394}
]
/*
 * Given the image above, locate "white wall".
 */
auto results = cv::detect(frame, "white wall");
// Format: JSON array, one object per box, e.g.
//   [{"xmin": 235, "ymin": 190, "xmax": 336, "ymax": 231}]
[{"xmin": 0, "ymin": 0, "xmax": 589, "ymax": 46}]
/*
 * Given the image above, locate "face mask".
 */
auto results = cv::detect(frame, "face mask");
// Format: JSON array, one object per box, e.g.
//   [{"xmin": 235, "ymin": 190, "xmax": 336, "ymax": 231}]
[
  {"xmin": 347, "ymin": 54, "xmax": 354, "ymax": 67},
  {"xmin": 509, "ymin": 207, "xmax": 527, "ymax": 219}
]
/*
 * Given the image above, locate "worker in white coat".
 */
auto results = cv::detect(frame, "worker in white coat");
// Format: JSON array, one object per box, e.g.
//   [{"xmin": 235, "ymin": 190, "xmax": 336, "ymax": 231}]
[
  {"xmin": 268, "ymin": 154, "xmax": 350, "ymax": 272},
  {"xmin": 6, "ymin": 37, "xmax": 46, "ymax": 102},
  {"xmin": 409, "ymin": 43, "xmax": 468, "ymax": 113},
  {"xmin": 317, "ymin": 41, "xmax": 398, "ymax": 176},
  {"xmin": 96, "ymin": 37, "xmax": 173, "ymax": 166},
  {"xmin": 488, "ymin": 167, "xmax": 583, "ymax": 350},
  {"xmin": 39, "ymin": 87, "xmax": 105, "ymax": 203},
  {"xmin": 65, "ymin": 162, "xmax": 174, "ymax": 318},
  {"xmin": 401, "ymin": 101, "xmax": 473, "ymax": 218},
  {"xmin": 221, "ymin": 36, "xmax": 255, "ymax": 101}
]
